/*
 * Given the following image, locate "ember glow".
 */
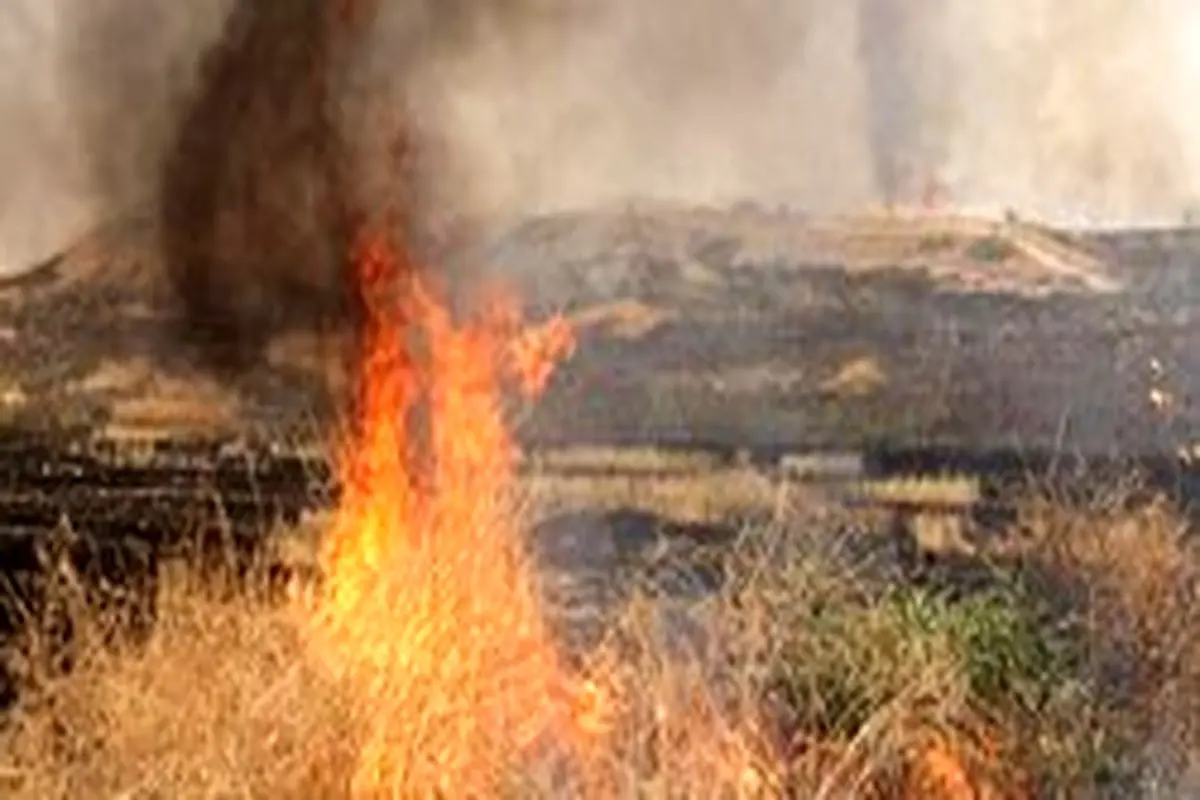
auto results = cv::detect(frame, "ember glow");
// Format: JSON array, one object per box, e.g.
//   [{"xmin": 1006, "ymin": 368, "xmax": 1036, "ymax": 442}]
[{"xmin": 307, "ymin": 231, "xmax": 588, "ymax": 794}]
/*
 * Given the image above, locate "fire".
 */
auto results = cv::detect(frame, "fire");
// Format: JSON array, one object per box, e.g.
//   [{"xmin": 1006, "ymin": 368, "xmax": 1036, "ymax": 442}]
[{"xmin": 307, "ymin": 231, "xmax": 586, "ymax": 794}]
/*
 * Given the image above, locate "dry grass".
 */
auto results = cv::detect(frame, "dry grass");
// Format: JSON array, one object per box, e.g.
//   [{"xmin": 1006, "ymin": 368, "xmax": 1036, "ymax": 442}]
[
  {"xmin": 0, "ymin": 473, "xmax": 1197, "ymax": 798},
  {"xmin": 524, "ymin": 466, "xmax": 785, "ymax": 524},
  {"xmin": 521, "ymin": 445, "xmax": 728, "ymax": 475},
  {"xmin": 857, "ymin": 475, "xmax": 981, "ymax": 508},
  {"xmin": 566, "ymin": 299, "xmax": 678, "ymax": 341},
  {"xmin": 1009, "ymin": 495, "xmax": 1200, "ymax": 790},
  {"xmin": 819, "ymin": 356, "xmax": 888, "ymax": 399},
  {"xmin": 0, "ymin": 566, "xmax": 360, "ymax": 798}
]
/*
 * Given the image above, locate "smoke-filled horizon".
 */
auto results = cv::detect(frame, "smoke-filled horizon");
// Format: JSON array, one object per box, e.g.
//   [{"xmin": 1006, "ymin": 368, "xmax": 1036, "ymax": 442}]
[
  {"xmin": 2, "ymin": 0, "xmax": 1200, "ymax": 275},
  {"xmin": 453, "ymin": 0, "xmax": 1200, "ymax": 226}
]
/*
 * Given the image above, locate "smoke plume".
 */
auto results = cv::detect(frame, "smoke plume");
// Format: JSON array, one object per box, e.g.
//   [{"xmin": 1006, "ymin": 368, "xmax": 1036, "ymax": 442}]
[
  {"xmin": 445, "ymin": 0, "xmax": 1200, "ymax": 225},
  {"xmin": 111, "ymin": 0, "xmax": 553, "ymax": 373},
  {"xmin": 5, "ymin": 1, "xmax": 1200, "ymax": 281}
]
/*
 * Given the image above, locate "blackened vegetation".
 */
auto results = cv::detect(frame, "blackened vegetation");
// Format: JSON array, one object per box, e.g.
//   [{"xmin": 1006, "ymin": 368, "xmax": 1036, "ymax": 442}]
[
  {"xmin": 861, "ymin": 443, "xmax": 1200, "ymax": 541},
  {"xmin": 158, "ymin": 0, "xmax": 372, "ymax": 378},
  {"xmin": 0, "ymin": 433, "xmax": 332, "ymax": 710},
  {"xmin": 1, "ymin": 427, "xmax": 1198, "ymax": 712},
  {"xmin": 863, "ymin": 444, "xmax": 1200, "ymax": 503}
]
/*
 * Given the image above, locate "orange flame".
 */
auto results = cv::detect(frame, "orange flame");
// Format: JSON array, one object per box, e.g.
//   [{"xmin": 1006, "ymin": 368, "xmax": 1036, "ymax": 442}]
[{"xmin": 308, "ymin": 232, "xmax": 585, "ymax": 795}]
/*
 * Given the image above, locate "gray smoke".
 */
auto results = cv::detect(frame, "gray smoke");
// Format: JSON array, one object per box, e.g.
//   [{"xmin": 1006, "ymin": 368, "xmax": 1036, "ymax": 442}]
[
  {"xmin": 448, "ymin": 0, "xmax": 1200, "ymax": 225},
  {"xmin": 3, "ymin": 0, "xmax": 1200, "ymax": 283},
  {"xmin": 861, "ymin": 0, "xmax": 1200, "ymax": 225},
  {"xmin": 0, "ymin": 1, "xmax": 210, "ymax": 273}
]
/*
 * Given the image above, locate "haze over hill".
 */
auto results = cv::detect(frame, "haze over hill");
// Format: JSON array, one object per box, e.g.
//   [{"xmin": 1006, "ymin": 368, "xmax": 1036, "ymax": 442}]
[{"xmin": 2, "ymin": 1, "xmax": 1200, "ymax": 274}]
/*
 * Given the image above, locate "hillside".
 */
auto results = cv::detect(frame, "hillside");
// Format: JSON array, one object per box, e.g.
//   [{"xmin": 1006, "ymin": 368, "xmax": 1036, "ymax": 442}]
[{"xmin": 0, "ymin": 205, "xmax": 1194, "ymax": 457}]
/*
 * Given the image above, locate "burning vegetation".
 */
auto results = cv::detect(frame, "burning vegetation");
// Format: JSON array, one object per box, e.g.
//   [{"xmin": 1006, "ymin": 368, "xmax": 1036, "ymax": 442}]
[
  {"xmin": 307, "ymin": 230, "xmax": 588, "ymax": 791},
  {"xmin": 1, "ymin": 217, "xmax": 1195, "ymax": 796},
  {"xmin": 0, "ymin": 2, "xmax": 1195, "ymax": 798}
]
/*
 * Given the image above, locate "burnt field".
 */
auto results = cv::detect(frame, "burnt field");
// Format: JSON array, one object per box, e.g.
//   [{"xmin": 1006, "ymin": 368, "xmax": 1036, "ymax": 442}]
[
  {"xmin": 5, "ymin": 207, "xmax": 1200, "ymax": 452},
  {"xmin": 2, "ymin": 209, "xmax": 1200, "ymax": 582},
  {"xmin": 0, "ymin": 209, "xmax": 1198, "ymax": 794},
  {"xmin": 4, "ymin": 207, "xmax": 1200, "ymax": 606},
  {"xmin": 502, "ymin": 212, "xmax": 1200, "ymax": 456},
  {"xmin": 0, "ymin": 425, "xmax": 1195, "ymax": 718}
]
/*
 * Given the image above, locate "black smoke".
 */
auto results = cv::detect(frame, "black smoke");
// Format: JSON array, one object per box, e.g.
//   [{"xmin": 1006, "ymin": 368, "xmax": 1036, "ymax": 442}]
[
  {"xmin": 57, "ymin": 0, "xmax": 558, "ymax": 379},
  {"xmin": 157, "ymin": 0, "xmax": 369, "ymax": 375}
]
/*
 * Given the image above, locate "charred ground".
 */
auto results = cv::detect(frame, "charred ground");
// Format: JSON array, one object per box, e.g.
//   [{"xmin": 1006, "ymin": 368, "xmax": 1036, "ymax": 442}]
[
  {"xmin": 1, "ymin": 207, "xmax": 1198, "ymax": 794},
  {"xmin": 4, "ymin": 206, "xmax": 1197, "ymax": 454}
]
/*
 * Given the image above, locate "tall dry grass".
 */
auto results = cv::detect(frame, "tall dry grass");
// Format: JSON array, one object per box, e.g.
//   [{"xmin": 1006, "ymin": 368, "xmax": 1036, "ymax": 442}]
[
  {"xmin": 0, "ymin": 481, "xmax": 1196, "ymax": 798},
  {"xmin": 1011, "ymin": 494, "xmax": 1200, "ymax": 792}
]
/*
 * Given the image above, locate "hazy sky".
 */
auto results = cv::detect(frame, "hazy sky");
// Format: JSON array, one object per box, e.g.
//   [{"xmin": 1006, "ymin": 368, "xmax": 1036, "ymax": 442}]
[
  {"xmin": 2, "ymin": 0, "xmax": 1200, "ymax": 273},
  {"xmin": 445, "ymin": 0, "xmax": 1200, "ymax": 225}
]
